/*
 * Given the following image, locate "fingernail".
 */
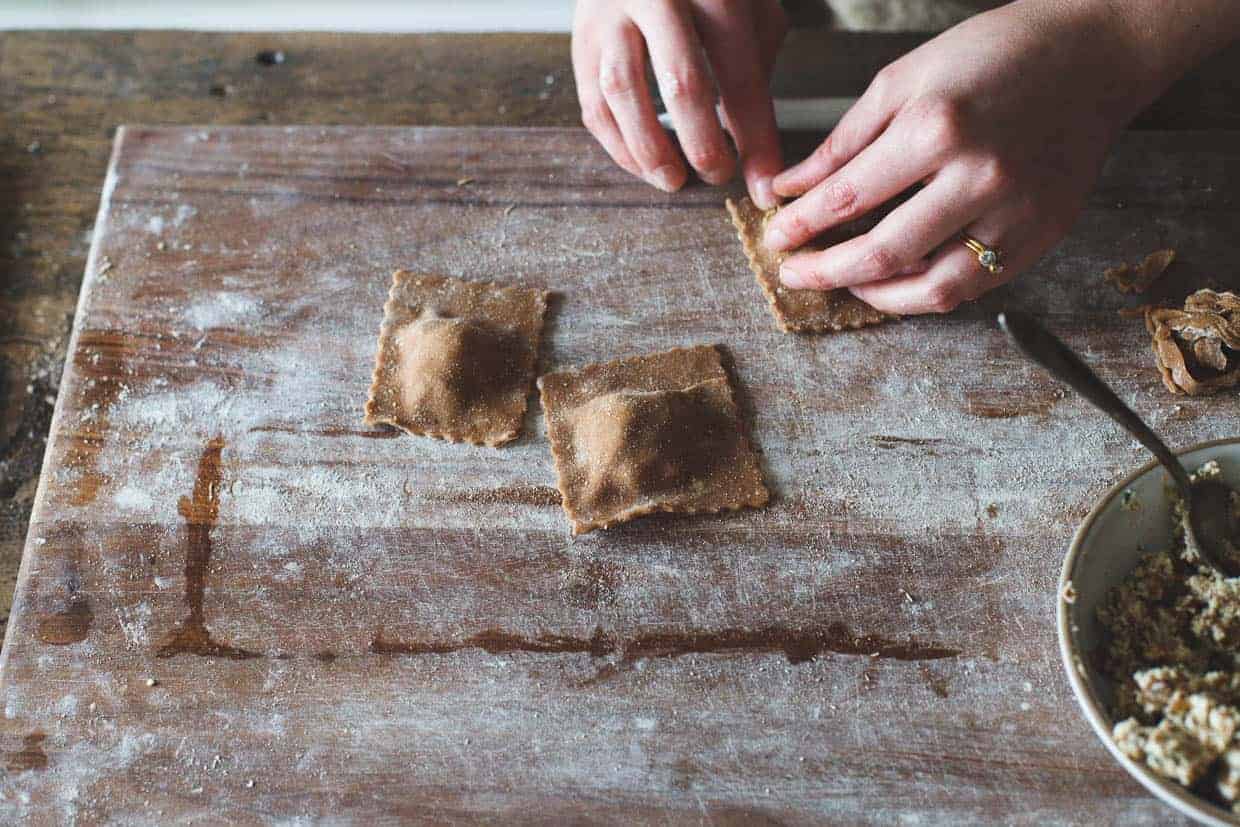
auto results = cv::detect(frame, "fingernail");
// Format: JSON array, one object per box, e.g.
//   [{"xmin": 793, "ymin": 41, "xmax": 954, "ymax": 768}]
[
  {"xmin": 648, "ymin": 164, "xmax": 682, "ymax": 193},
  {"xmin": 753, "ymin": 177, "xmax": 777, "ymax": 210},
  {"xmin": 765, "ymin": 225, "xmax": 791, "ymax": 251},
  {"xmin": 780, "ymin": 263, "xmax": 812, "ymax": 289}
]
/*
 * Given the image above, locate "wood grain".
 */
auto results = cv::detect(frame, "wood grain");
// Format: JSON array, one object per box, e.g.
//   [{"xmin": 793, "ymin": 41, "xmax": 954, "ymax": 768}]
[
  {"xmin": 3, "ymin": 28, "xmax": 1240, "ymax": 640},
  {"xmin": 2, "ymin": 124, "xmax": 1239, "ymax": 822}
]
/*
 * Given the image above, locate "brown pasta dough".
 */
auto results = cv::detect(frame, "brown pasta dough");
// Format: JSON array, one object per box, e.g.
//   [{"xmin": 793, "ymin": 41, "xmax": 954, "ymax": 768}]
[
  {"xmin": 1145, "ymin": 289, "xmax": 1240, "ymax": 396},
  {"xmin": 725, "ymin": 196, "xmax": 891, "ymax": 333},
  {"xmin": 538, "ymin": 345, "xmax": 768, "ymax": 535},
  {"xmin": 364, "ymin": 272, "xmax": 548, "ymax": 446},
  {"xmin": 1104, "ymin": 249, "xmax": 1176, "ymax": 295}
]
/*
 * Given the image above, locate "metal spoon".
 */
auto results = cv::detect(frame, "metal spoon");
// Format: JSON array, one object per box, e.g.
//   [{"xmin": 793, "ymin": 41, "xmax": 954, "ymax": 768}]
[{"xmin": 999, "ymin": 308, "xmax": 1239, "ymax": 577}]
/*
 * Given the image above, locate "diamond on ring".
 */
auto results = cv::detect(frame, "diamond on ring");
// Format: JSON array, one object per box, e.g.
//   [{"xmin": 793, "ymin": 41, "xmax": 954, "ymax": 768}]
[{"xmin": 961, "ymin": 234, "xmax": 1004, "ymax": 275}]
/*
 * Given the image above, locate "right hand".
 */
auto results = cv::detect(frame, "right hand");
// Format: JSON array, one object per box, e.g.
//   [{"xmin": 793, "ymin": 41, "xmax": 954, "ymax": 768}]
[{"xmin": 571, "ymin": 0, "xmax": 787, "ymax": 208}]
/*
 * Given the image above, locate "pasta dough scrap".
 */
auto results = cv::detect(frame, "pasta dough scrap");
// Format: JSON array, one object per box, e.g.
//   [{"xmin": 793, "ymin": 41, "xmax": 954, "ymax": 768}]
[
  {"xmin": 538, "ymin": 345, "xmax": 768, "ymax": 535},
  {"xmin": 1104, "ymin": 249, "xmax": 1176, "ymax": 295},
  {"xmin": 364, "ymin": 272, "xmax": 548, "ymax": 446},
  {"xmin": 1145, "ymin": 289, "xmax": 1240, "ymax": 396},
  {"xmin": 725, "ymin": 196, "xmax": 891, "ymax": 333}
]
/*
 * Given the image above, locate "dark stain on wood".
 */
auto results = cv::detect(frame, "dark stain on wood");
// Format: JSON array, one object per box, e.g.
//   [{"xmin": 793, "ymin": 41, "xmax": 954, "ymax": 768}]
[
  {"xmin": 624, "ymin": 624, "xmax": 959, "ymax": 664},
  {"xmin": 372, "ymin": 627, "xmax": 614, "ymax": 659},
  {"xmin": 3, "ymin": 39, "xmax": 1239, "ymax": 823},
  {"xmin": 370, "ymin": 623, "xmax": 959, "ymax": 680},
  {"xmin": 704, "ymin": 806, "xmax": 790, "ymax": 827},
  {"xmin": 66, "ymin": 339, "xmax": 130, "ymax": 505},
  {"xmin": 35, "ymin": 549, "xmax": 93, "ymax": 646},
  {"xmin": 964, "ymin": 388, "xmax": 1063, "ymax": 419},
  {"xmin": 155, "ymin": 437, "xmax": 258, "ymax": 660},
  {"xmin": 869, "ymin": 435, "xmax": 946, "ymax": 449},
  {"xmin": 5, "ymin": 732, "xmax": 48, "ymax": 773},
  {"xmin": 35, "ymin": 598, "xmax": 93, "ymax": 646},
  {"xmin": 249, "ymin": 424, "xmax": 400, "ymax": 440},
  {"xmin": 425, "ymin": 485, "xmax": 562, "ymax": 508}
]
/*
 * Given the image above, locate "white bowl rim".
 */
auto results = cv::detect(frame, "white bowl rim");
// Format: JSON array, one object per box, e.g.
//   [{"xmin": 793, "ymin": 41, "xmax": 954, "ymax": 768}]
[{"xmin": 1060, "ymin": 436, "xmax": 1240, "ymax": 827}]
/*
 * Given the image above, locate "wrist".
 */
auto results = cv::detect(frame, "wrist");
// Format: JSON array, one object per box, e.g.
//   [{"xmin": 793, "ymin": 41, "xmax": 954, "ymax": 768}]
[{"xmin": 1061, "ymin": 0, "xmax": 1240, "ymax": 123}]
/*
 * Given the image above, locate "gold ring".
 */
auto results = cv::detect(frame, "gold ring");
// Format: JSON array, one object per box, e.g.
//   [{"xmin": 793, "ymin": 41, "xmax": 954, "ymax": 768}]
[{"xmin": 961, "ymin": 233, "xmax": 1004, "ymax": 275}]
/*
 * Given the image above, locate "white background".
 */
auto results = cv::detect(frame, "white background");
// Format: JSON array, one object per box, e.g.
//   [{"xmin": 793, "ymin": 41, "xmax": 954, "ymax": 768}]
[{"xmin": 2, "ymin": 1, "xmax": 575, "ymax": 31}]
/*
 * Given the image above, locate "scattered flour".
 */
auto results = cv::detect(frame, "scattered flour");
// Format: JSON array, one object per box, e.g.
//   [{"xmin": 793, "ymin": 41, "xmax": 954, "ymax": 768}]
[
  {"xmin": 183, "ymin": 291, "xmax": 264, "ymax": 330},
  {"xmin": 113, "ymin": 485, "xmax": 154, "ymax": 511}
]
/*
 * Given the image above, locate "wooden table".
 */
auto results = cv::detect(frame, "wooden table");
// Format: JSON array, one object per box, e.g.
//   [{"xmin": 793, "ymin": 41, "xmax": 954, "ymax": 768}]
[
  {"xmin": 2, "ymin": 28, "xmax": 1240, "ymax": 825},
  {"xmin": 2, "ymin": 29, "xmax": 938, "ymax": 631},
  {"xmin": 2, "ymin": 120, "xmax": 1240, "ymax": 823},
  {"xmin": 3, "ymin": 29, "xmax": 1240, "ymax": 630}
]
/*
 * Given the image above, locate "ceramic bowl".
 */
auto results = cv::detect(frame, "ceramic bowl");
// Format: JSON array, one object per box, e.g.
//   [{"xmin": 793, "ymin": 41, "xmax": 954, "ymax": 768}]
[{"xmin": 1061, "ymin": 437, "xmax": 1240, "ymax": 826}]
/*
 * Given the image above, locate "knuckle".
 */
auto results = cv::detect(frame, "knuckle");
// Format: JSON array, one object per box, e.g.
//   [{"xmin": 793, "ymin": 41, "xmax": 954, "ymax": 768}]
[
  {"xmin": 916, "ymin": 98, "xmax": 968, "ymax": 154},
  {"xmin": 634, "ymin": 141, "xmax": 671, "ymax": 168},
  {"xmin": 805, "ymin": 272, "xmax": 834, "ymax": 290},
  {"xmin": 860, "ymin": 243, "xmax": 901, "ymax": 279},
  {"xmin": 659, "ymin": 64, "xmax": 709, "ymax": 104},
  {"xmin": 599, "ymin": 60, "xmax": 640, "ymax": 99},
  {"xmin": 783, "ymin": 212, "xmax": 814, "ymax": 243},
  {"xmin": 924, "ymin": 281, "xmax": 962, "ymax": 314},
  {"xmin": 791, "ymin": 259, "xmax": 833, "ymax": 290},
  {"xmin": 812, "ymin": 133, "xmax": 841, "ymax": 167},
  {"xmin": 685, "ymin": 142, "xmax": 733, "ymax": 175},
  {"xmin": 629, "ymin": 129, "xmax": 676, "ymax": 169},
  {"xmin": 868, "ymin": 64, "xmax": 898, "ymax": 101},
  {"xmin": 973, "ymin": 156, "xmax": 1016, "ymax": 197},
  {"xmin": 816, "ymin": 178, "xmax": 860, "ymax": 219}
]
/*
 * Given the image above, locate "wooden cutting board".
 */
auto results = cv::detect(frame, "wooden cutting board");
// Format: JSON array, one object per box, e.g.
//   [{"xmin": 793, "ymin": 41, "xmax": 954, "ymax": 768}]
[{"xmin": 2, "ymin": 125, "xmax": 1238, "ymax": 824}]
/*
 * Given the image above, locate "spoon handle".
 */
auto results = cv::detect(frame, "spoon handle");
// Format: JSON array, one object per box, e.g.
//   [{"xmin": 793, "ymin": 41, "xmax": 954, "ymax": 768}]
[{"xmin": 998, "ymin": 309, "xmax": 1192, "ymax": 493}]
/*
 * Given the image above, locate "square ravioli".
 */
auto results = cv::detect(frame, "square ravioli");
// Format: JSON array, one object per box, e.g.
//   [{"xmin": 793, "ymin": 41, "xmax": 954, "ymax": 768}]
[
  {"xmin": 364, "ymin": 271, "xmax": 548, "ymax": 446},
  {"xmin": 538, "ymin": 344, "xmax": 768, "ymax": 535},
  {"xmin": 726, "ymin": 196, "xmax": 891, "ymax": 333}
]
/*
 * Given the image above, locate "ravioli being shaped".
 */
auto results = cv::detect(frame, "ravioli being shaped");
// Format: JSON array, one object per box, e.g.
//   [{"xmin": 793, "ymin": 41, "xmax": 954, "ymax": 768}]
[
  {"xmin": 539, "ymin": 345, "xmax": 768, "ymax": 535},
  {"xmin": 725, "ymin": 196, "xmax": 891, "ymax": 334},
  {"xmin": 364, "ymin": 272, "xmax": 548, "ymax": 446}
]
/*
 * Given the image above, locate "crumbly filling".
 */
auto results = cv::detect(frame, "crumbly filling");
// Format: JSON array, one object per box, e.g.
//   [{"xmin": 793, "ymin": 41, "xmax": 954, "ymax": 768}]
[{"xmin": 1100, "ymin": 461, "xmax": 1240, "ymax": 808}]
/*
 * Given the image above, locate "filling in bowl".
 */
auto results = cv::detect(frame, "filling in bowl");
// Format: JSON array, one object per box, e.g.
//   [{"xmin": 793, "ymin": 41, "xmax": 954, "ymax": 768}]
[{"xmin": 1100, "ymin": 461, "xmax": 1240, "ymax": 809}]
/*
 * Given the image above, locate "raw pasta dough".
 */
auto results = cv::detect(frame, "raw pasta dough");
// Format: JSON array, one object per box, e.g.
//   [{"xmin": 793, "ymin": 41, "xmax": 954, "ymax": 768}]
[
  {"xmin": 726, "ymin": 196, "xmax": 890, "ymax": 333},
  {"xmin": 1145, "ymin": 289, "xmax": 1240, "ymax": 396},
  {"xmin": 364, "ymin": 271, "xmax": 548, "ymax": 446},
  {"xmin": 538, "ymin": 344, "xmax": 768, "ymax": 535}
]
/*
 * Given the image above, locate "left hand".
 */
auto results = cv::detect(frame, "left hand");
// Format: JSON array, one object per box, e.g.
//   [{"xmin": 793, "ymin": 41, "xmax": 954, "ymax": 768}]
[{"xmin": 762, "ymin": 2, "xmax": 1153, "ymax": 315}]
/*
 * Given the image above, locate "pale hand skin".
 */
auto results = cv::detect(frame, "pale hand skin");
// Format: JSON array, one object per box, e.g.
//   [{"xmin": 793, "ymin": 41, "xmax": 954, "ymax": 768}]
[
  {"xmin": 767, "ymin": 0, "xmax": 1240, "ymax": 314},
  {"xmin": 571, "ymin": 0, "xmax": 787, "ymax": 209},
  {"xmin": 572, "ymin": 0, "xmax": 1240, "ymax": 316}
]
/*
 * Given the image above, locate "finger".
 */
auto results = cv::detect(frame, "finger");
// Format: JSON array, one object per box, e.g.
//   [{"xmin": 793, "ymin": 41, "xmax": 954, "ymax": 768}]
[
  {"xmin": 778, "ymin": 166, "xmax": 997, "ymax": 290},
  {"xmin": 692, "ymin": 1, "xmax": 781, "ymax": 207},
  {"xmin": 772, "ymin": 70, "xmax": 896, "ymax": 199},
  {"xmin": 631, "ymin": 3, "xmax": 734, "ymax": 186},
  {"xmin": 572, "ymin": 36, "xmax": 643, "ymax": 178},
  {"xmin": 765, "ymin": 118, "xmax": 936, "ymax": 252},
  {"xmin": 848, "ymin": 211, "xmax": 1023, "ymax": 315},
  {"xmin": 599, "ymin": 22, "xmax": 688, "ymax": 192}
]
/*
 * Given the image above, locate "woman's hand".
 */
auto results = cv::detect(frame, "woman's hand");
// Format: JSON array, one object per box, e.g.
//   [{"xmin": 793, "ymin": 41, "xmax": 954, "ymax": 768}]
[
  {"xmin": 765, "ymin": 0, "xmax": 1240, "ymax": 315},
  {"xmin": 571, "ymin": 0, "xmax": 787, "ymax": 208}
]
